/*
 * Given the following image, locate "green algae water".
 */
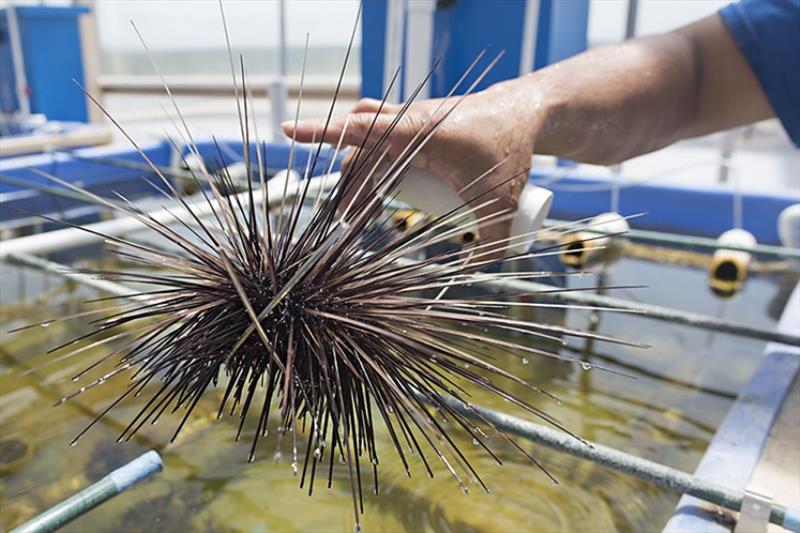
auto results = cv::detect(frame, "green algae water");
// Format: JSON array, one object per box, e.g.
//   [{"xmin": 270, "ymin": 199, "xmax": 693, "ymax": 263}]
[{"xmin": 0, "ymin": 254, "xmax": 786, "ymax": 532}]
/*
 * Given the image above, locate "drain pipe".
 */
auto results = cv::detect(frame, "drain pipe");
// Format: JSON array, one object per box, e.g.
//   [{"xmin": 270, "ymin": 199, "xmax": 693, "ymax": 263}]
[
  {"xmin": 430, "ymin": 393, "xmax": 799, "ymax": 532},
  {"xmin": 10, "ymin": 451, "xmax": 163, "ymax": 533}
]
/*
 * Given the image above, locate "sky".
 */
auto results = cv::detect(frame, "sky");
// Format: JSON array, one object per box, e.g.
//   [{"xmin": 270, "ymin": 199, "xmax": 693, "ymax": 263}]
[
  {"xmin": 94, "ymin": 0, "xmax": 362, "ymax": 50},
  {"xmin": 85, "ymin": 0, "xmax": 729, "ymax": 51},
  {"xmin": 0, "ymin": 0, "xmax": 729, "ymax": 50}
]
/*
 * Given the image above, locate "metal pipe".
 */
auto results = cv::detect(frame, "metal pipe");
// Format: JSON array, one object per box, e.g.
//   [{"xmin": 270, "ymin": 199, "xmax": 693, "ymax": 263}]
[
  {"xmin": 270, "ymin": 0, "xmax": 289, "ymax": 142},
  {"xmin": 96, "ymin": 74, "xmax": 360, "ymax": 99},
  {"xmin": 394, "ymin": 257, "xmax": 800, "ymax": 347},
  {"xmin": 6, "ymin": 252, "xmax": 138, "ymax": 297},
  {"xmin": 431, "ymin": 393, "xmax": 799, "ymax": 531},
  {"xmin": 0, "ymin": 173, "xmax": 124, "ymax": 207},
  {"xmin": 277, "ymin": 0, "xmax": 288, "ymax": 79},
  {"xmin": 6, "ymin": 3, "xmax": 31, "ymax": 117},
  {"xmin": 10, "ymin": 451, "xmax": 163, "ymax": 533},
  {"xmin": 545, "ymin": 219, "xmax": 800, "ymax": 260},
  {"xmin": 0, "ymin": 126, "xmax": 113, "ymax": 158},
  {"xmin": 8, "ymin": 254, "xmax": 799, "ymax": 530},
  {"xmin": 624, "ymin": 0, "xmax": 638, "ymax": 39}
]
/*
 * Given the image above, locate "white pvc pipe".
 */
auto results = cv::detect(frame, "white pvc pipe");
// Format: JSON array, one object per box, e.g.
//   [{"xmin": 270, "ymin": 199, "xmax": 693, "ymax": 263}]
[
  {"xmin": 0, "ymin": 171, "xmax": 338, "ymax": 260},
  {"xmin": 393, "ymin": 167, "xmax": 552, "ymax": 254},
  {"xmin": 778, "ymin": 204, "xmax": 800, "ymax": 250},
  {"xmin": 560, "ymin": 211, "xmax": 630, "ymax": 268}
]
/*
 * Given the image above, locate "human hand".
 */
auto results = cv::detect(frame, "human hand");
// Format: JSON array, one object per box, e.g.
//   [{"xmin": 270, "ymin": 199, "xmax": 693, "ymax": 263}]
[{"xmin": 282, "ymin": 83, "xmax": 542, "ymax": 257}]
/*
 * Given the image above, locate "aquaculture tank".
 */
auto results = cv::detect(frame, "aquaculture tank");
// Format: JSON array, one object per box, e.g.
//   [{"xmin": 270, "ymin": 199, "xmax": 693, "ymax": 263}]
[
  {"xmin": 1, "ymin": 134, "xmax": 798, "ymax": 532},
  {"xmin": 1, "ymin": 2, "xmax": 799, "ymax": 532}
]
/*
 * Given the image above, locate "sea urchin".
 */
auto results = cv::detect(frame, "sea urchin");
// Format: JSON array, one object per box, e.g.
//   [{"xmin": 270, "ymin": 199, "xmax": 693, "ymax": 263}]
[{"xmin": 11, "ymin": 4, "xmax": 635, "ymax": 529}]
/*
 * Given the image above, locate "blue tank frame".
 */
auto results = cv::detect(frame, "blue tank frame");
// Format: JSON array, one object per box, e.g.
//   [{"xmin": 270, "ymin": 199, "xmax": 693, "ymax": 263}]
[
  {"xmin": 0, "ymin": 6, "xmax": 90, "ymax": 122},
  {"xmin": 360, "ymin": 0, "xmax": 589, "ymax": 100},
  {"xmin": 1, "ymin": 140, "xmax": 795, "ymax": 246}
]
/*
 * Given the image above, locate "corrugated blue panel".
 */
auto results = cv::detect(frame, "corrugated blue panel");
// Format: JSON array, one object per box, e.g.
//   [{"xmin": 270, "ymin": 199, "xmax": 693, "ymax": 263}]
[{"xmin": 0, "ymin": 6, "xmax": 89, "ymax": 122}]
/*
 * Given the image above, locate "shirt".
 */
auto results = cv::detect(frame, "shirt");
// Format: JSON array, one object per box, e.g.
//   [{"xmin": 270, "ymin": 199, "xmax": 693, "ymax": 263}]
[{"xmin": 719, "ymin": 0, "xmax": 800, "ymax": 146}]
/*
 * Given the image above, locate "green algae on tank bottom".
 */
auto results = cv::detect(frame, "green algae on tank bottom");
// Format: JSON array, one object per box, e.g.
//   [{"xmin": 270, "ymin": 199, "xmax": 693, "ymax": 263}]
[{"xmin": 0, "ymin": 252, "xmax": 778, "ymax": 532}]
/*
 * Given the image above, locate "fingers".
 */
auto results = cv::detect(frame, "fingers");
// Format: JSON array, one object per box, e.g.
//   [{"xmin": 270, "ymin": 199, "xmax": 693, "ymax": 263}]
[
  {"xmin": 282, "ymin": 113, "xmax": 408, "ymax": 150},
  {"xmin": 475, "ymin": 217, "xmax": 514, "ymax": 265},
  {"xmin": 282, "ymin": 103, "xmax": 422, "ymax": 154},
  {"xmin": 350, "ymin": 98, "xmax": 402, "ymax": 114}
]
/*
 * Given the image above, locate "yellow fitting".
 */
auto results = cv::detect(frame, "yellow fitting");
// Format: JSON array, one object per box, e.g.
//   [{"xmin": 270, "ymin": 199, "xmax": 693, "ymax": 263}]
[
  {"xmin": 708, "ymin": 229, "xmax": 756, "ymax": 299},
  {"xmin": 390, "ymin": 210, "xmax": 426, "ymax": 233},
  {"xmin": 708, "ymin": 255, "xmax": 749, "ymax": 298}
]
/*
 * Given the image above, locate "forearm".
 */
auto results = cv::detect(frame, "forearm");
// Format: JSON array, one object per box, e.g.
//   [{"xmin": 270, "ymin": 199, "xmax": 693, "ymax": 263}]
[
  {"xmin": 495, "ymin": 14, "xmax": 772, "ymax": 165},
  {"xmin": 534, "ymin": 33, "xmax": 698, "ymax": 164}
]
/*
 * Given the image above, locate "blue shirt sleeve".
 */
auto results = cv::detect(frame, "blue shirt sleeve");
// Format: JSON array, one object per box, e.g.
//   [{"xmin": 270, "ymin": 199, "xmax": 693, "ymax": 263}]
[{"xmin": 719, "ymin": 0, "xmax": 800, "ymax": 147}]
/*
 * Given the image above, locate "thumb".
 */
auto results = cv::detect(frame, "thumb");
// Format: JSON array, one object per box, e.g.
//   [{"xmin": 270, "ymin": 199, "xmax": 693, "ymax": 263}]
[{"xmin": 472, "ymin": 207, "xmax": 514, "ymax": 265}]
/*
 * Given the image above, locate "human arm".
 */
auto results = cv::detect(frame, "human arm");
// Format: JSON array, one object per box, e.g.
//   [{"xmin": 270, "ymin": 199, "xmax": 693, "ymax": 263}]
[
  {"xmin": 282, "ymin": 13, "xmax": 774, "ymax": 244},
  {"xmin": 529, "ymin": 13, "xmax": 773, "ymax": 164}
]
